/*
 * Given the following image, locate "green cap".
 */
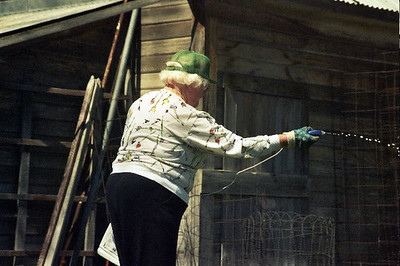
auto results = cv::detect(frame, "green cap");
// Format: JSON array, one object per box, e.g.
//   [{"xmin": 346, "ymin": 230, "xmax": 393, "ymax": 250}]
[{"xmin": 165, "ymin": 50, "xmax": 217, "ymax": 84}]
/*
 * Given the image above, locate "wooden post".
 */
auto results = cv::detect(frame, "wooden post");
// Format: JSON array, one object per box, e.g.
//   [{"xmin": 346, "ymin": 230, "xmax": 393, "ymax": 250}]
[
  {"xmin": 204, "ymin": 16, "xmax": 219, "ymax": 170},
  {"xmin": 14, "ymin": 92, "xmax": 32, "ymax": 265}
]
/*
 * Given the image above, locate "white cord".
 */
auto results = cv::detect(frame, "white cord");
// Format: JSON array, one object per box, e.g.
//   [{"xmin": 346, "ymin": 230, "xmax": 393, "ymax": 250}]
[{"xmin": 191, "ymin": 148, "xmax": 284, "ymax": 197}]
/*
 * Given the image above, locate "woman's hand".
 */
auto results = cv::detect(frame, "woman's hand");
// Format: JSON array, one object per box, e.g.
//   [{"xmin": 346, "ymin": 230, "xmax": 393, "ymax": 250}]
[{"xmin": 283, "ymin": 126, "xmax": 320, "ymax": 148}]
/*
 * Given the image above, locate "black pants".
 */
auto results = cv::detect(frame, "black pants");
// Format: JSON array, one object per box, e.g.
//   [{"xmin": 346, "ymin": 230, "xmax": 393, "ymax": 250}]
[{"xmin": 106, "ymin": 172, "xmax": 187, "ymax": 266}]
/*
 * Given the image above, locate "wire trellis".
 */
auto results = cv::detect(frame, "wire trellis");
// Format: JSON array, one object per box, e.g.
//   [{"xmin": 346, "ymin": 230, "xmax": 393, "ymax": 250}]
[
  {"xmin": 177, "ymin": 191, "xmax": 335, "ymax": 266},
  {"xmin": 242, "ymin": 212, "xmax": 335, "ymax": 266}
]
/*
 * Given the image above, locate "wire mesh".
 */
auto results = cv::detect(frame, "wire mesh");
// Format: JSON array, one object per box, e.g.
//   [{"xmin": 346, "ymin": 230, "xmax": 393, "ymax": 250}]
[{"xmin": 337, "ymin": 50, "xmax": 399, "ymax": 265}]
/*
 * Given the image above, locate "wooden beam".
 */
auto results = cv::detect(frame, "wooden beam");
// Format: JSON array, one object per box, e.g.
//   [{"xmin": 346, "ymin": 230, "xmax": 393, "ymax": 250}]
[
  {"xmin": 0, "ymin": 0, "xmax": 163, "ymax": 48},
  {"xmin": 0, "ymin": 81, "xmax": 113, "ymax": 98},
  {"xmin": 200, "ymin": 169, "xmax": 309, "ymax": 197},
  {"xmin": 0, "ymin": 250, "xmax": 96, "ymax": 257},
  {"xmin": 0, "ymin": 137, "xmax": 71, "ymax": 150},
  {"xmin": 203, "ymin": 16, "xmax": 218, "ymax": 169},
  {"xmin": 0, "ymin": 193, "xmax": 104, "ymax": 203}
]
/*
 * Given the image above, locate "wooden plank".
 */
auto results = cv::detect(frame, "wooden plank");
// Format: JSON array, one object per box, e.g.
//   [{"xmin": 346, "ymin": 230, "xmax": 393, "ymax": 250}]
[
  {"xmin": 141, "ymin": 3, "xmax": 192, "ymax": 25},
  {"xmin": 0, "ymin": 193, "xmax": 91, "ymax": 202},
  {"xmin": 201, "ymin": 170, "xmax": 309, "ymax": 197},
  {"xmin": 141, "ymin": 20, "xmax": 192, "ymax": 41},
  {"xmin": 141, "ymin": 36, "xmax": 192, "ymax": 56}
]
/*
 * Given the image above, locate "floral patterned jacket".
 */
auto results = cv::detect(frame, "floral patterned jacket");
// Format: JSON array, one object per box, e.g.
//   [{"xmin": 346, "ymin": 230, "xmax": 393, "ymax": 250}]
[{"xmin": 112, "ymin": 89, "xmax": 281, "ymax": 203}]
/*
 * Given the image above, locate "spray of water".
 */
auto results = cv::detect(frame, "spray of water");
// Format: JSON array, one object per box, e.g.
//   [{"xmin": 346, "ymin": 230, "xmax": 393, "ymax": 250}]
[{"xmin": 323, "ymin": 130, "xmax": 400, "ymax": 157}]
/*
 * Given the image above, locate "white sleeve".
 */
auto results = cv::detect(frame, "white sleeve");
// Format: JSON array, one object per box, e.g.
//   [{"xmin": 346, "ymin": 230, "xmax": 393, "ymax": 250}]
[{"xmin": 166, "ymin": 106, "xmax": 281, "ymax": 158}]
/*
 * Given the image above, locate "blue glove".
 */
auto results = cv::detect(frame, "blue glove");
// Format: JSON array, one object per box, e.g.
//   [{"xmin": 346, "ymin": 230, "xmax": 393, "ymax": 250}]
[{"xmin": 293, "ymin": 126, "xmax": 319, "ymax": 148}]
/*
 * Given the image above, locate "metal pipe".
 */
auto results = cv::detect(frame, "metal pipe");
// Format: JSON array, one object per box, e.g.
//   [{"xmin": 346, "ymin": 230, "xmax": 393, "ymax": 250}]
[
  {"xmin": 102, "ymin": 8, "xmax": 138, "ymax": 151},
  {"xmin": 69, "ymin": 9, "xmax": 139, "ymax": 266},
  {"xmin": 102, "ymin": 0, "xmax": 128, "ymax": 90}
]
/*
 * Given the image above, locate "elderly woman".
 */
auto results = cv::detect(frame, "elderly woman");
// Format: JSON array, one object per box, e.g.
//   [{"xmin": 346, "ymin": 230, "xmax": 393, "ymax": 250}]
[{"xmin": 106, "ymin": 50, "xmax": 318, "ymax": 265}]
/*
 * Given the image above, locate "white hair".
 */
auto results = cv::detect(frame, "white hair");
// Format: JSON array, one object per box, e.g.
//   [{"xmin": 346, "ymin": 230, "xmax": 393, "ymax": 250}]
[{"xmin": 159, "ymin": 70, "xmax": 209, "ymax": 90}]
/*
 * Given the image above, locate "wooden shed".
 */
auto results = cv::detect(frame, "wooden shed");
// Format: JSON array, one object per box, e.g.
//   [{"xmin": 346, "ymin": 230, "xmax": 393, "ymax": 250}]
[{"xmin": 0, "ymin": 0, "xmax": 398, "ymax": 265}]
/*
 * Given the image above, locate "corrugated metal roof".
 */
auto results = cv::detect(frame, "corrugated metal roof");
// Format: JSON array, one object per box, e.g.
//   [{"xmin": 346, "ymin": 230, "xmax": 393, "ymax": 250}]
[
  {"xmin": 0, "ymin": 0, "xmax": 122, "ymax": 16},
  {"xmin": 0, "ymin": 0, "xmax": 122, "ymax": 35},
  {"xmin": 334, "ymin": 0, "xmax": 398, "ymax": 12}
]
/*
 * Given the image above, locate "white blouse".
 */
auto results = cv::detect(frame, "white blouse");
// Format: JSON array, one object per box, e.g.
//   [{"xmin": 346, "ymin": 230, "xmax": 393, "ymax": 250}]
[{"xmin": 112, "ymin": 89, "xmax": 281, "ymax": 203}]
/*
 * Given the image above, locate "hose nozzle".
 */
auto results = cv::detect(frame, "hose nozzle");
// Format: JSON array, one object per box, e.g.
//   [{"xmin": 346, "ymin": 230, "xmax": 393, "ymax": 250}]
[{"xmin": 307, "ymin": 130, "xmax": 325, "ymax": 136}]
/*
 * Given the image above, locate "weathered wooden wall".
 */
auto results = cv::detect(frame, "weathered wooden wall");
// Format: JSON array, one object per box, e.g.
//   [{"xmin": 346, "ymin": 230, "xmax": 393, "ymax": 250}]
[
  {"xmin": 188, "ymin": 0, "xmax": 398, "ymax": 265},
  {"xmin": 0, "ymin": 15, "xmax": 123, "ymax": 265}
]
